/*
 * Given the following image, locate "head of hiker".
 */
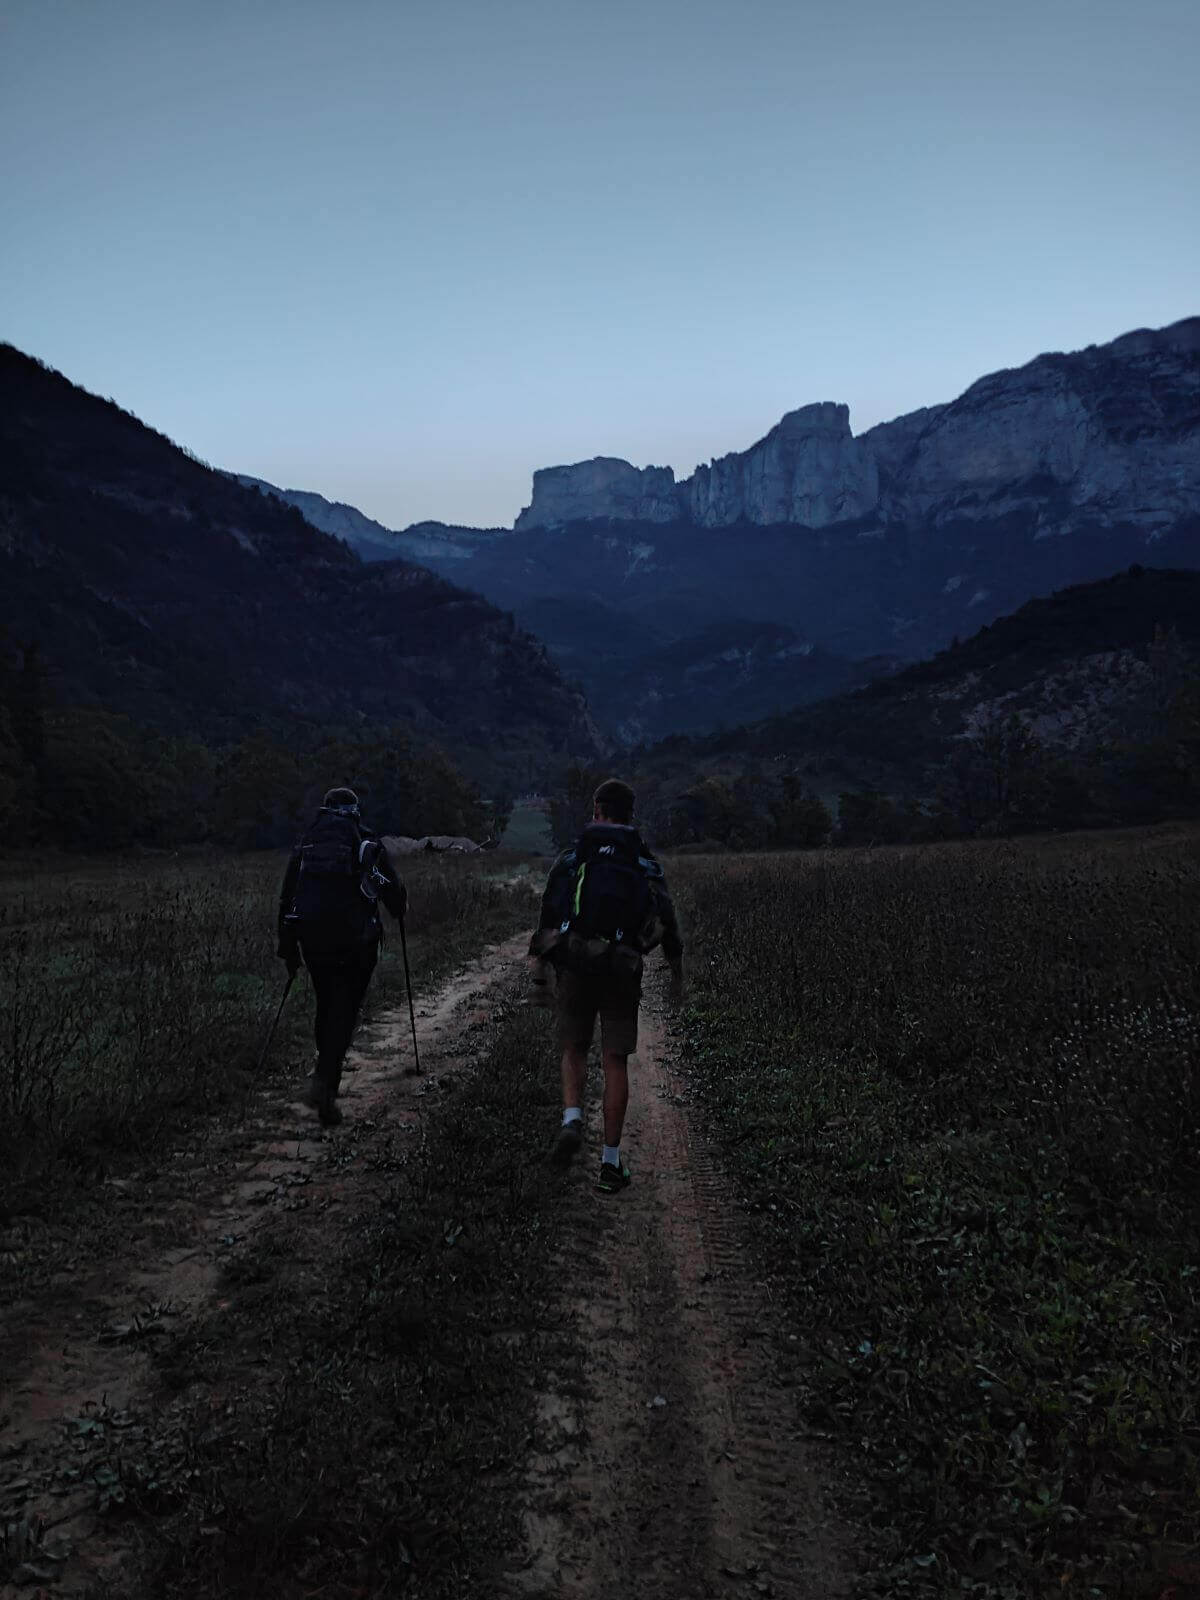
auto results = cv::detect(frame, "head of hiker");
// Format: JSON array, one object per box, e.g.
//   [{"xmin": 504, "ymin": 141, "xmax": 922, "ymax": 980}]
[
  {"xmin": 530, "ymin": 774, "xmax": 685, "ymax": 1195},
  {"xmin": 592, "ymin": 778, "xmax": 635, "ymax": 826},
  {"xmin": 276, "ymin": 782, "xmax": 408, "ymax": 1127},
  {"xmin": 322, "ymin": 786, "xmax": 361, "ymax": 816}
]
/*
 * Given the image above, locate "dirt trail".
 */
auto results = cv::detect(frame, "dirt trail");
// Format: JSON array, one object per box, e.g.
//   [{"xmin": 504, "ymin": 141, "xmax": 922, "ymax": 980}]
[
  {"xmin": 2, "ymin": 942, "xmax": 849, "ymax": 1598},
  {"xmin": 514, "ymin": 974, "xmax": 850, "ymax": 1600},
  {"xmin": 0, "ymin": 932, "xmax": 530, "ymax": 1597}
]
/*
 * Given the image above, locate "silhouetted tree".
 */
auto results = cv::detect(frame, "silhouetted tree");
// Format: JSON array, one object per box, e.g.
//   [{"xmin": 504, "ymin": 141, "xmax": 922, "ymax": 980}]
[
  {"xmin": 11, "ymin": 642, "xmax": 47, "ymax": 768},
  {"xmin": 770, "ymin": 773, "xmax": 832, "ymax": 848}
]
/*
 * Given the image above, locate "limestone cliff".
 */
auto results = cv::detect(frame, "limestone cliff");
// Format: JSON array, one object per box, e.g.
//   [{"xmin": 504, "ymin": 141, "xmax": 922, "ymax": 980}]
[
  {"xmin": 514, "ymin": 457, "xmax": 679, "ymax": 531},
  {"xmin": 684, "ymin": 402, "xmax": 878, "ymax": 528},
  {"xmin": 866, "ymin": 317, "xmax": 1200, "ymax": 531},
  {"xmin": 510, "ymin": 318, "xmax": 1199, "ymax": 533}
]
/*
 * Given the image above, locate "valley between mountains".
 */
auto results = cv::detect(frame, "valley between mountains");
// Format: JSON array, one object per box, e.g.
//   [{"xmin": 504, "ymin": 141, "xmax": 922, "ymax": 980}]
[{"xmin": 244, "ymin": 315, "xmax": 1200, "ymax": 745}]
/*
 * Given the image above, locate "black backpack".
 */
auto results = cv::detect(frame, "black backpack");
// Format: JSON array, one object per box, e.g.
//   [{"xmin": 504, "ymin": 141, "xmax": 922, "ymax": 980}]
[
  {"xmin": 560, "ymin": 825, "xmax": 653, "ymax": 971},
  {"xmin": 286, "ymin": 812, "xmax": 384, "ymax": 958}
]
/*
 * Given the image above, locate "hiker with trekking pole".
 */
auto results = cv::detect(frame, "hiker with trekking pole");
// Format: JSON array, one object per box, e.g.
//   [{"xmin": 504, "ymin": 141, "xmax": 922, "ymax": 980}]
[
  {"xmin": 273, "ymin": 786, "xmax": 410, "ymax": 1126},
  {"xmin": 530, "ymin": 778, "xmax": 684, "ymax": 1193}
]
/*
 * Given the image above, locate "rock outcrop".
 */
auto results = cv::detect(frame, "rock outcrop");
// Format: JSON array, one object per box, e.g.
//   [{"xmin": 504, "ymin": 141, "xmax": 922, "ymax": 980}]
[
  {"xmin": 866, "ymin": 317, "xmax": 1200, "ymax": 531},
  {"xmin": 684, "ymin": 402, "xmax": 879, "ymax": 528},
  {"xmin": 511, "ymin": 318, "xmax": 1200, "ymax": 533},
  {"xmin": 382, "ymin": 834, "xmax": 484, "ymax": 855},
  {"xmin": 515, "ymin": 457, "xmax": 679, "ymax": 531}
]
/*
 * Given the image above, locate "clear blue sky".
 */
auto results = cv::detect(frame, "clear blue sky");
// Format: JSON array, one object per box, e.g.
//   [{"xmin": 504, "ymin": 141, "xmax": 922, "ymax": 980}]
[{"xmin": 3, "ymin": 0, "xmax": 1196, "ymax": 529}]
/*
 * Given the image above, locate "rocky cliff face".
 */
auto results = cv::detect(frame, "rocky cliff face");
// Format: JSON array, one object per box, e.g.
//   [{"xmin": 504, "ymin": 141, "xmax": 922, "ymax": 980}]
[
  {"xmin": 684, "ymin": 402, "xmax": 880, "ymax": 528},
  {"xmin": 512, "ymin": 319, "xmax": 1200, "ymax": 532},
  {"xmin": 866, "ymin": 318, "xmax": 1200, "ymax": 532},
  {"xmin": 515, "ymin": 457, "xmax": 678, "ymax": 531}
]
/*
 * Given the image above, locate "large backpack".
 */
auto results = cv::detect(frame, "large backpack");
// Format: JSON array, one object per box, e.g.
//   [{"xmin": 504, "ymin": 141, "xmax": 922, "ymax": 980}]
[
  {"xmin": 285, "ymin": 811, "xmax": 384, "ymax": 959},
  {"xmin": 558, "ymin": 825, "xmax": 654, "ymax": 975}
]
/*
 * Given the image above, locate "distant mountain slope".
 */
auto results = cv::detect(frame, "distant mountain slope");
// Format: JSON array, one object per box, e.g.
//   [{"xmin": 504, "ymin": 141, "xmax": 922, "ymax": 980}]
[
  {"xmin": 235, "ymin": 475, "xmax": 402, "ymax": 562},
  {"xmin": 456, "ymin": 319, "xmax": 1200, "ymax": 682},
  {"xmin": 0, "ymin": 346, "xmax": 599, "ymax": 787},
  {"xmin": 242, "ymin": 318, "xmax": 1199, "ymax": 745},
  {"xmin": 639, "ymin": 566, "xmax": 1200, "ymax": 798},
  {"xmin": 590, "ymin": 621, "xmax": 880, "ymax": 744},
  {"xmin": 236, "ymin": 475, "xmax": 507, "ymax": 566}
]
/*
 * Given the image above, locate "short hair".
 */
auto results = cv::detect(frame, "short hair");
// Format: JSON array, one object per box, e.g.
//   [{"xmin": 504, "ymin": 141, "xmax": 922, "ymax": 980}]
[
  {"xmin": 322, "ymin": 786, "xmax": 360, "ymax": 814},
  {"xmin": 593, "ymin": 778, "xmax": 635, "ymax": 824}
]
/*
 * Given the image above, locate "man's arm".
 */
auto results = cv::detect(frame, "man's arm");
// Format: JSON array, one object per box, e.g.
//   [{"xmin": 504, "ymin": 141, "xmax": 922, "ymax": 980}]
[
  {"xmin": 654, "ymin": 876, "xmax": 685, "ymax": 1005},
  {"xmin": 525, "ymin": 850, "xmax": 574, "ymax": 1004},
  {"xmin": 529, "ymin": 850, "xmax": 574, "ymax": 952}
]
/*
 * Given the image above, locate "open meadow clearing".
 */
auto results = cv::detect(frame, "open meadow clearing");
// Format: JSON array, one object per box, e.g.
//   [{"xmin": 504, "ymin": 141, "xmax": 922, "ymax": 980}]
[
  {"xmin": 1, "ymin": 827, "xmax": 1197, "ymax": 1599},
  {"xmin": 674, "ymin": 824, "xmax": 1200, "ymax": 1596}
]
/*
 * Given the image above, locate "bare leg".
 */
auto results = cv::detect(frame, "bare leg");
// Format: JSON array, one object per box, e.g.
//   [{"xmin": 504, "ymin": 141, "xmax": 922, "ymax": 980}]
[
  {"xmin": 560, "ymin": 1042, "xmax": 587, "ymax": 1116},
  {"xmin": 601, "ymin": 1049, "xmax": 630, "ymax": 1148}
]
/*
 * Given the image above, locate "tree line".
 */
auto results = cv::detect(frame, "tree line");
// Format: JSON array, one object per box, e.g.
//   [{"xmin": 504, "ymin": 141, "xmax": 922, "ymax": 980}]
[
  {"xmin": 0, "ymin": 639, "xmax": 504, "ymax": 853},
  {"xmin": 552, "ymin": 625, "xmax": 1200, "ymax": 850}
]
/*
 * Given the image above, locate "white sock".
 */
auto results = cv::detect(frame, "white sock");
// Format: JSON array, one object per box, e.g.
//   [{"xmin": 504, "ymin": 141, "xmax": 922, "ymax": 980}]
[
  {"xmin": 563, "ymin": 1107, "xmax": 582, "ymax": 1125},
  {"xmin": 602, "ymin": 1144, "xmax": 620, "ymax": 1167}
]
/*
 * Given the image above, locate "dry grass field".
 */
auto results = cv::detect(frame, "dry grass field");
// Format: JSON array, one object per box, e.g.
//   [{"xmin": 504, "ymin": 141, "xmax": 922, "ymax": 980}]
[
  {"xmin": 2, "ymin": 828, "xmax": 1196, "ymax": 1598},
  {"xmin": 672, "ymin": 824, "xmax": 1200, "ymax": 1596}
]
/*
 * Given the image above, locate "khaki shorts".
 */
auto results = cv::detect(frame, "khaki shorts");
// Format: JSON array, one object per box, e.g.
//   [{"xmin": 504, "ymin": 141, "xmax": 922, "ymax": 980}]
[{"xmin": 556, "ymin": 969, "xmax": 642, "ymax": 1057}]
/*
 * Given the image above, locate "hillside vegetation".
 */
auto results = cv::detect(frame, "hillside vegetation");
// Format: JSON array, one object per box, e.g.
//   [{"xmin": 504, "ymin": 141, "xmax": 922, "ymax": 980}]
[
  {"xmin": 0, "ymin": 344, "xmax": 597, "ymax": 806},
  {"xmin": 622, "ymin": 567, "xmax": 1200, "ymax": 845}
]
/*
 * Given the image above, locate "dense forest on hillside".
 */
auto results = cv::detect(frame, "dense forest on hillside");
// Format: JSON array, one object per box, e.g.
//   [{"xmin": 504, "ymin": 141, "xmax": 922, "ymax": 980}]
[
  {"xmin": 0, "ymin": 345, "xmax": 597, "ymax": 802},
  {"xmin": 0, "ymin": 637, "xmax": 501, "ymax": 850},
  {"xmin": 549, "ymin": 570, "xmax": 1200, "ymax": 850}
]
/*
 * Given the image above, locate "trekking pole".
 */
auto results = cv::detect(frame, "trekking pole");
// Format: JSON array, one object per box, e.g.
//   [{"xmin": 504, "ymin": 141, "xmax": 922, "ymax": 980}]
[
  {"xmin": 398, "ymin": 918, "xmax": 422, "ymax": 1076},
  {"xmin": 256, "ymin": 972, "xmax": 295, "ymax": 1074}
]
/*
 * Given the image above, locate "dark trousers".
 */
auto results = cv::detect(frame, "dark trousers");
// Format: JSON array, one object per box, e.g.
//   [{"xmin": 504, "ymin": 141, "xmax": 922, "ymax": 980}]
[{"xmin": 304, "ymin": 948, "xmax": 377, "ymax": 1093}]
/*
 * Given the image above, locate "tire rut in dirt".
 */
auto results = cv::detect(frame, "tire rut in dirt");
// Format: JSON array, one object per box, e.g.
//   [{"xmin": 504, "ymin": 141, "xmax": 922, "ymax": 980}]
[{"xmin": 515, "ymin": 991, "xmax": 849, "ymax": 1600}]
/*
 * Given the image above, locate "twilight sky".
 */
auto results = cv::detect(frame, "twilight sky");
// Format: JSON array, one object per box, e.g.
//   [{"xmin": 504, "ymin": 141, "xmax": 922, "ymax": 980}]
[{"xmin": 3, "ymin": 0, "xmax": 1197, "ymax": 529}]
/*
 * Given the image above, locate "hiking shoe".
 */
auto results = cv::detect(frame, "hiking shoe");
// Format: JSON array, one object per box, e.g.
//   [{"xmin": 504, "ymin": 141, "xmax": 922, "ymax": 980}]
[
  {"xmin": 301, "ymin": 1075, "xmax": 341, "ymax": 1110},
  {"xmin": 317, "ymin": 1097, "xmax": 343, "ymax": 1128},
  {"xmin": 551, "ymin": 1119, "xmax": 584, "ymax": 1168},
  {"xmin": 595, "ymin": 1160, "xmax": 632, "ymax": 1194}
]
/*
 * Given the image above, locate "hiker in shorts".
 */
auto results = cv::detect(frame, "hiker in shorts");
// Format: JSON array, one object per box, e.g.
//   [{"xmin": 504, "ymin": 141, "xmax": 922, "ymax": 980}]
[
  {"xmin": 530, "ymin": 778, "xmax": 683, "ymax": 1193},
  {"xmin": 277, "ymin": 787, "xmax": 407, "ymax": 1126}
]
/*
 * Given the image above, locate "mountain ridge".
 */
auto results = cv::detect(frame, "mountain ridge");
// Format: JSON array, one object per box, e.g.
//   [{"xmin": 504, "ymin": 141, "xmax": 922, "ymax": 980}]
[
  {"xmin": 0, "ymin": 344, "xmax": 601, "ymax": 790},
  {"xmin": 238, "ymin": 317, "xmax": 1199, "ymax": 744},
  {"xmin": 511, "ymin": 315, "xmax": 1200, "ymax": 532}
]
